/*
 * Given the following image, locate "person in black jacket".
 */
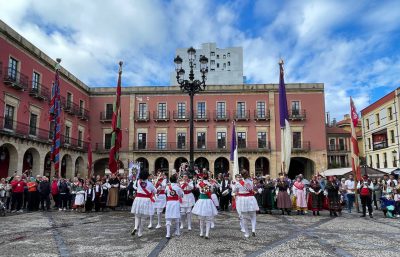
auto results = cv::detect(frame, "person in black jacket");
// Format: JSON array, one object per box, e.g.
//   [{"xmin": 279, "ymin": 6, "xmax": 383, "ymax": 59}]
[
  {"xmin": 219, "ymin": 173, "xmax": 231, "ymax": 211},
  {"xmin": 39, "ymin": 177, "xmax": 51, "ymax": 211},
  {"xmin": 58, "ymin": 178, "xmax": 69, "ymax": 211}
]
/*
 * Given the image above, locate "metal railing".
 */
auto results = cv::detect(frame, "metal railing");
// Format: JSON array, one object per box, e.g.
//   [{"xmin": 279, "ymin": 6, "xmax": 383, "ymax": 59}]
[
  {"xmin": 172, "ymin": 111, "xmax": 190, "ymax": 121},
  {"xmin": 100, "ymin": 112, "xmax": 113, "ymax": 122},
  {"xmin": 289, "ymin": 109, "xmax": 306, "ymax": 120},
  {"xmin": 153, "ymin": 111, "xmax": 170, "ymax": 121},
  {"xmin": 77, "ymin": 108, "xmax": 90, "ymax": 120},
  {"xmin": 194, "ymin": 110, "xmax": 210, "ymax": 121},
  {"xmin": 292, "ymin": 141, "xmax": 311, "ymax": 152},
  {"xmin": 234, "ymin": 110, "xmax": 250, "ymax": 121},
  {"xmin": 328, "ymin": 144, "xmax": 349, "ymax": 152},
  {"xmin": 213, "ymin": 110, "xmax": 230, "ymax": 121},
  {"xmin": 3, "ymin": 67, "xmax": 29, "ymax": 90},
  {"xmin": 253, "ymin": 110, "xmax": 270, "ymax": 120},
  {"xmin": 134, "ymin": 111, "xmax": 150, "ymax": 122},
  {"xmin": 29, "ymin": 81, "xmax": 50, "ymax": 101}
]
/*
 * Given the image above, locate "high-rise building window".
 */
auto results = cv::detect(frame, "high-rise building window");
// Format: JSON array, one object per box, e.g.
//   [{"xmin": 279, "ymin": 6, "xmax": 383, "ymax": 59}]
[
  {"xmin": 197, "ymin": 132, "xmax": 206, "ymax": 149},
  {"xmin": 157, "ymin": 133, "xmax": 167, "ymax": 149},
  {"xmin": 258, "ymin": 132, "xmax": 267, "ymax": 149},
  {"xmin": 291, "ymin": 101, "xmax": 300, "ymax": 115},
  {"xmin": 138, "ymin": 103, "xmax": 147, "ymax": 119},
  {"xmin": 158, "ymin": 103, "xmax": 167, "ymax": 119},
  {"xmin": 197, "ymin": 102, "xmax": 206, "ymax": 118},
  {"xmin": 32, "ymin": 71, "xmax": 40, "ymax": 90},
  {"xmin": 138, "ymin": 133, "xmax": 147, "ymax": 149},
  {"xmin": 217, "ymin": 132, "xmax": 226, "ymax": 149},
  {"xmin": 104, "ymin": 133, "xmax": 112, "ymax": 150},
  {"xmin": 293, "ymin": 132, "xmax": 302, "ymax": 149},
  {"xmin": 178, "ymin": 102, "xmax": 186, "ymax": 118},
  {"xmin": 29, "ymin": 113, "xmax": 37, "ymax": 136},
  {"xmin": 217, "ymin": 102, "xmax": 226, "ymax": 119},
  {"xmin": 177, "ymin": 132, "xmax": 186, "ymax": 149},
  {"xmin": 4, "ymin": 104, "xmax": 14, "ymax": 130},
  {"xmin": 237, "ymin": 132, "xmax": 246, "ymax": 148},
  {"xmin": 8, "ymin": 57, "xmax": 18, "ymax": 80},
  {"xmin": 237, "ymin": 102, "xmax": 246, "ymax": 118},
  {"xmin": 257, "ymin": 101, "xmax": 266, "ymax": 118}
]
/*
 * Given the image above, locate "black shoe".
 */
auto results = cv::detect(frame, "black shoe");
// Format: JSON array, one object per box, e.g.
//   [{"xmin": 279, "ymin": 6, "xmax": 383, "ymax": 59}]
[
  {"xmin": 301, "ymin": 211, "xmax": 305, "ymax": 215},
  {"xmin": 297, "ymin": 210, "xmax": 301, "ymax": 215},
  {"xmin": 360, "ymin": 215, "xmax": 366, "ymax": 217},
  {"xmin": 369, "ymin": 214, "xmax": 373, "ymax": 218},
  {"xmin": 252, "ymin": 232, "xmax": 256, "ymax": 237},
  {"xmin": 281, "ymin": 210, "xmax": 285, "ymax": 215},
  {"xmin": 333, "ymin": 212, "xmax": 338, "ymax": 217},
  {"xmin": 286, "ymin": 211, "xmax": 291, "ymax": 216},
  {"xmin": 313, "ymin": 211, "xmax": 316, "ymax": 216},
  {"xmin": 317, "ymin": 211, "xmax": 320, "ymax": 216},
  {"xmin": 131, "ymin": 229, "xmax": 136, "ymax": 236}
]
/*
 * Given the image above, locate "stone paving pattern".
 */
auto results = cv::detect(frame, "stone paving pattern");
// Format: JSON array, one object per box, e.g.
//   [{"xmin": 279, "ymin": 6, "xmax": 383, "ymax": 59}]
[{"xmin": 0, "ymin": 210, "xmax": 399, "ymax": 257}]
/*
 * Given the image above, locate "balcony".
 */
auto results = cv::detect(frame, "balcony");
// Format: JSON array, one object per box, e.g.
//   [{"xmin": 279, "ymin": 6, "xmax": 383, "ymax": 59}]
[
  {"xmin": 213, "ymin": 111, "xmax": 230, "ymax": 122},
  {"xmin": 292, "ymin": 141, "xmax": 311, "ymax": 153},
  {"xmin": 373, "ymin": 141, "xmax": 388, "ymax": 151},
  {"xmin": 173, "ymin": 111, "xmax": 189, "ymax": 121},
  {"xmin": 28, "ymin": 82, "xmax": 50, "ymax": 101},
  {"xmin": 100, "ymin": 112, "xmax": 113, "ymax": 123},
  {"xmin": 153, "ymin": 111, "xmax": 170, "ymax": 122},
  {"xmin": 194, "ymin": 110, "xmax": 209, "ymax": 122},
  {"xmin": 254, "ymin": 110, "xmax": 270, "ymax": 121},
  {"xmin": 3, "ymin": 67, "xmax": 29, "ymax": 91},
  {"xmin": 60, "ymin": 96, "xmax": 77, "ymax": 115},
  {"xmin": 393, "ymin": 161, "xmax": 398, "ymax": 167},
  {"xmin": 60, "ymin": 135, "xmax": 88, "ymax": 151},
  {"xmin": 134, "ymin": 111, "xmax": 150, "ymax": 122},
  {"xmin": 94, "ymin": 143, "xmax": 111, "ymax": 153},
  {"xmin": 77, "ymin": 108, "xmax": 90, "ymax": 121},
  {"xmin": 289, "ymin": 109, "xmax": 306, "ymax": 121},
  {"xmin": 234, "ymin": 110, "xmax": 250, "ymax": 121},
  {"xmin": 328, "ymin": 144, "xmax": 349, "ymax": 152}
]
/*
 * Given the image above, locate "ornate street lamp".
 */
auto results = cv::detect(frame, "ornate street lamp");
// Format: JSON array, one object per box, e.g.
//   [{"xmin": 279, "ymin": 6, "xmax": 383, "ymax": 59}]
[{"xmin": 174, "ymin": 46, "xmax": 208, "ymax": 176}]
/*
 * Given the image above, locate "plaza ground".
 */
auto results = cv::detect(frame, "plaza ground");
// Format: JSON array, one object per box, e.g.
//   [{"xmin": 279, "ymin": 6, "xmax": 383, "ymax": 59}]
[{"xmin": 1, "ymin": 209, "xmax": 399, "ymax": 257}]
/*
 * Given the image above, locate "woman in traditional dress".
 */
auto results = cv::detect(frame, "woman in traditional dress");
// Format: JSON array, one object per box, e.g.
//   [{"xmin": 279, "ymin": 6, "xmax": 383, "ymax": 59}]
[
  {"xmin": 262, "ymin": 175, "xmax": 275, "ymax": 214},
  {"xmin": 325, "ymin": 176, "xmax": 340, "ymax": 217},
  {"xmin": 192, "ymin": 173, "xmax": 218, "ymax": 239},
  {"xmin": 292, "ymin": 176, "xmax": 307, "ymax": 215},
  {"xmin": 276, "ymin": 176, "xmax": 292, "ymax": 215},
  {"xmin": 165, "ymin": 174, "xmax": 184, "ymax": 239},
  {"xmin": 74, "ymin": 182, "xmax": 85, "ymax": 212},
  {"xmin": 234, "ymin": 170, "xmax": 259, "ymax": 238},
  {"xmin": 179, "ymin": 173, "xmax": 195, "ymax": 230},
  {"xmin": 131, "ymin": 170, "xmax": 156, "ymax": 238},
  {"xmin": 150, "ymin": 171, "xmax": 167, "ymax": 229},
  {"xmin": 308, "ymin": 175, "xmax": 323, "ymax": 216},
  {"xmin": 107, "ymin": 173, "xmax": 120, "ymax": 210}
]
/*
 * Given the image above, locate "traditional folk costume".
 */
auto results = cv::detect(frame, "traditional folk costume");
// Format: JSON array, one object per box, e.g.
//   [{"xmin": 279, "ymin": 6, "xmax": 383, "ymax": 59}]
[
  {"xmin": 101, "ymin": 180, "xmax": 110, "ymax": 211},
  {"xmin": 209, "ymin": 180, "xmax": 220, "ymax": 228},
  {"xmin": 325, "ymin": 179, "xmax": 341, "ymax": 217},
  {"xmin": 276, "ymin": 180, "xmax": 292, "ymax": 215},
  {"xmin": 262, "ymin": 178, "xmax": 275, "ymax": 214},
  {"xmin": 179, "ymin": 179, "xmax": 195, "ymax": 230},
  {"xmin": 85, "ymin": 187, "xmax": 95, "ymax": 212},
  {"xmin": 119, "ymin": 179, "xmax": 128, "ymax": 210},
  {"xmin": 107, "ymin": 177, "xmax": 120, "ymax": 209},
  {"xmin": 192, "ymin": 179, "xmax": 218, "ymax": 239},
  {"xmin": 74, "ymin": 184, "xmax": 85, "ymax": 212},
  {"xmin": 219, "ymin": 176, "xmax": 231, "ymax": 211},
  {"xmin": 94, "ymin": 182, "xmax": 103, "ymax": 212},
  {"xmin": 292, "ymin": 180, "xmax": 307, "ymax": 215},
  {"xmin": 131, "ymin": 179, "xmax": 156, "ymax": 237},
  {"xmin": 357, "ymin": 175, "xmax": 374, "ymax": 218},
  {"xmin": 308, "ymin": 179, "xmax": 323, "ymax": 215},
  {"xmin": 165, "ymin": 183, "xmax": 184, "ymax": 238},
  {"xmin": 234, "ymin": 178, "xmax": 259, "ymax": 238},
  {"xmin": 150, "ymin": 177, "xmax": 167, "ymax": 229}
]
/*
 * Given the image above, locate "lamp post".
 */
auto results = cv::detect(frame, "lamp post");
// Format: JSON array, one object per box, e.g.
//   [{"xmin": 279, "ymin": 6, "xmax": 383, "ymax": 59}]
[{"xmin": 174, "ymin": 47, "xmax": 208, "ymax": 176}]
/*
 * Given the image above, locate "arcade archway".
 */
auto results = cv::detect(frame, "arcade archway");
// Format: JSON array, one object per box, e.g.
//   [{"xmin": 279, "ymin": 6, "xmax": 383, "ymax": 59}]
[
  {"xmin": 288, "ymin": 157, "xmax": 315, "ymax": 179},
  {"xmin": 195, "ymin": 157, "xmax": 209, "ymax": 171},
  {"xmin": 174, "ymin": 157, "xmax": 188, "ymax": 171},
  {"xmin": 155, "ymin": 157, "xmax": 169, "ymax": 174},
  {"xmin": 255, "ymin": 157, "xmax": 269, "ymax": 176},
  {"xmin": 22, "ymin": 148, "xmax": 40, "ymax": 176},
  {"xmin": 135, "ymin": 157, "xmax": 149, "ymax": 173},
  {"xmin": 239, "ymin": 156, "xmax": 249, "ymax": 172},
  {"xmin": 60, "ymin": 154, "xmax": 72, "ymax": 178},
  {"xmin": 214, "ymin": 157, "xmax": 229, "ymax": 176},
  {"xmin": 0, "ymin": 143, "xmax": 18, "ymax": 177}
]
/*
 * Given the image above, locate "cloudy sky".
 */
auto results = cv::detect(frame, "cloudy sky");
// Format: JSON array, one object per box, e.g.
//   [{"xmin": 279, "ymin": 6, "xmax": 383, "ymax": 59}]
[{"xmin": 1, "ymin": 0, "xmax": 399, "ymax": 120}]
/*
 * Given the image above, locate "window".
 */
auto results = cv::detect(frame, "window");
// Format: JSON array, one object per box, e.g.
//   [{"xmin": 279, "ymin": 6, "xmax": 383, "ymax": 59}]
[
  {"xmin": 376, "ymin": 113, "xmax": 380, "ymax": 126},
  {"xmin": 223, "ymin": 63, "xmax": 226, "ymax": 69},
  {"xmin": 237, "ymin": 102, "xmax": 246, "ymax": 118},
  {"xmin": 138, "ymin": 103, "xmax": 148, "ymax": 119},
  {"xmin": 393, "ymin": 154, "xmax": 398, "ymax": 167},
  {"xmin": 211, "ymin": 52, "xmax": 215, "ymax": 56},
  {"xmin": 376, "ymin": 154, "xmax": 380, "ymax": 168},
  {"xmin": 223, "ymin": 55, "xmax": 226, "ymax": 59},
  {"xmin": 227, "ymin": 53, "xmax": 230, "ymax": 57},
  {"xmin": 388, "ymin": 107, "xmax": 393, "ymax": 121},
  {"xmin": 32, "ymin": 72, "xmax": 40, "ymax": 90},
  {"xmin": 258, "ymin": 132, "xmax": 267, "ymax": 149},
  {"xmin": 197, "ymin": 132, "xmax": 206, "ymax": 149},
  {"xmin": 237, "ymin": 132, "xmax": 246, "ymax": 148},
  {"xmin": 65, "ymin": 126, "xmax": 71, "ymax": 144},
  {"xmin": 211, "ymin": 68, "xmax": 215, "ymax": 71},
  {"xmin": 197, "ymin": 102, "xmax": 206, "ymax": 119},
  {"xmin": 216, "ymin": 102, "xmax": 226, "ymax": 119},
  {"xmin": 368, "ymin": 138, "xmax": 371, "ymax": 149},
  {"xmin": 227, "ymin": 61, "xmax": 230, "ymax": 66},
  {"xmin": 104, "ymin": 133, "xmax": 112, "ymax": 150},
  {"xmin": 8, "ymin": 57, "xmax": 18, "ymax": 80},
  {"xmin": 329, "ymin": 138, "xmax": 336, "ymax": 150},
  {"xmin": 49, "ymin": 121, "xmax": 54, "ymax": 139},
  {"xmin": 383, "ymin": 152, "xmax": 388, "ymax": 168},
  {"xmin": 216, "ymin": 55, "xmax": 220, "ymax": 59},
  {"xmin": 29, "ymin": 113, "xmax": 37, "ymax": 136},
  {"xmin": 211, "ymin": 60, "xmax": 215, "ymax": 65},
  {"xmin": 365, "ymin": 119, "xmax": 370, "ymax": 130},
  {"xmin": 4, "ymin": 104, "xmax": 14, "ymax": 130},
  {"xmin": 138, "ymin": 133, "xmax": 147, "ymax": 149},
  {"xmin": 293, "ymin": 132, "xmax": 302, "ymax": 149},
  {"xmin": 79, "ymin": 100, "xmax": 84, "ymax": 115},
  {"xmin": 217, "ymin": 63, "xmax": 220, "ymax": 68},
  {"xmin": 78, "ymin": 130, "xmax": 83, "ymax": 147},
  {"xmin": 390, "ymin": 130, "xmax": 395, "ymax": 144},
  {"xmin": 157, "ymin": 133, "xmax": 166, "ymax": 149},
  {"xmin": 177, "ymin": 132, "xmax": 186, "ymax": 149},
  {"xmin": 105, "ymin": 104, "xmax": 113, "ymax": 119},
  {"xmin": 178, "ymin": 102, "xmax": 186, "ymax": 118},
  {"xmin": 291, "ymin": 101, "xmax": 300, "ymax": 115},
  {"xmin": 66, "ymin": 92, "xmax": 72, "ymax": 109},
  {"xmin": 369, "ymin": 155, "xmax": 372, "ymax": 167},
  {"xmin": 338, "ymin": 138, "xmax": 345, "ymax": 151},
  {"xmin": 217, "ymin": 132, "xmax": 226, "ymax": 149},
  {"xmin": 158, "ymin": 103, "xmax": 167, "ymax": 119},
  {"xmin": 257, "ymin": 101, "xmax": 266, "ymax": 118}
]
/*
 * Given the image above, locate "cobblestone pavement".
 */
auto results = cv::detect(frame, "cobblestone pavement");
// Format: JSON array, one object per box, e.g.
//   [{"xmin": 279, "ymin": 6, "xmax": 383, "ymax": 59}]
[{"xmin": 1, "ymin": 209, "xmax": 399, "ymax": 257}]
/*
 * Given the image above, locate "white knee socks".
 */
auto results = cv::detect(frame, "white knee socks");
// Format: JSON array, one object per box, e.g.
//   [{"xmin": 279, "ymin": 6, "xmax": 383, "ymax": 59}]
[
  {"xmin": 156, "ymin": 212, "xmax": 162, "ymax": 228},
  {"xmin": 205, "ymin": 220, "xmax": 211, "ymax": 238},
  {"xmin": 148, "ymin": 215, "xmax": 153, "ymax": 228},
  {"xmin": 250, "ymin": 211, "xmax": 256, "ymax": 233},
  {"xmin": 199, "ymin": 219, "xmax": 204, "ymax": 236},
  {"xmin": 175, "ymin": 219, "xmax": 180, "ymax": 235},
  {"xmin": 166, "ymin": 219, "xmax": 171, "ymax": 238},
  {"xmin": 187, "ymin": 212, "xmax": 192, "ymax": 230}
]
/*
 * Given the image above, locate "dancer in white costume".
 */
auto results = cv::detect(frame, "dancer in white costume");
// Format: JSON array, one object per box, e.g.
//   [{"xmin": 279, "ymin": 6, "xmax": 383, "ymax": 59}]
[
  {"xmin": 179, "ymin": 173, "xmax": 195, "ymax": 230},
  {"xmin": 192, "ymin": 173, "xmax": 218, "ymax": 239},
  {"xmin": 131, "ymin": 170, "xmax": 156, "ymax": 237},
  {"xmin": 165, "ymin": 174, "xmax": 184, "ymax": 239},
  {"xmin": 149, "ymin": 171, "xmax": 167, "ymax": 229},
  {"xmin": 233, "ymin": 170, "xmax": 259, "ymax": 238}
]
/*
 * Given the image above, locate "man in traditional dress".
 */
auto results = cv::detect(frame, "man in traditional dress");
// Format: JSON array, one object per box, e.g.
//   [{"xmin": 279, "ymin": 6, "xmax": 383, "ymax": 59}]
[
  {"xmin": 150, "ymin": 171, "xmax": 167, "ymax": 229},
  {"xmin": 357, "ymin": 174, "xmax": 374, "ymax": 218},
  {"xmin": 219, "ymin": 173, "xmax": 231, "ymax": 212}
]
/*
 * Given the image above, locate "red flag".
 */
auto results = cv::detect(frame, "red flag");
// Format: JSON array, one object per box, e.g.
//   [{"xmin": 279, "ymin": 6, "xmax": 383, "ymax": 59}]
[{"xmin": 350, "ymin": 97, "xmax": 361, "ymax": 180}]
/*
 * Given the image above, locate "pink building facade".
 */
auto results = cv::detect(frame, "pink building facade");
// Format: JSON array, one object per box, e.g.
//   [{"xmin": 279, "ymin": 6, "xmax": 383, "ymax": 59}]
[{"xmin": 0, "ymin": 21, "xmax": 327, "ymax": 179}]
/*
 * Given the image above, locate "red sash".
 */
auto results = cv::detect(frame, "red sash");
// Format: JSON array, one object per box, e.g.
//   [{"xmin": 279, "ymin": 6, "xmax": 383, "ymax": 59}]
[
  {"xmin": 139, "ymin": 180, "xmax": 155, "ymax": 202},
  {"xmin": 181, "ymin": 182, "xmax": 188, "ymax": 190},
  {"xmin": 238, "ymin": 192, "xmax": 254, "ymax": 197},
  {"xmin": 155, "ymin": 178, "xmax": 163, "ymax": 188},
  {"xmin": 168, "ymin": 185, "xmax": 182, "ymax": 203},
  {"xmin": 199, "ymin": 181, "xmax": 211, "ymax": 198},
  {"xmin": 184, "ymin": 190, "xmax": 192, "ymax": 194}
]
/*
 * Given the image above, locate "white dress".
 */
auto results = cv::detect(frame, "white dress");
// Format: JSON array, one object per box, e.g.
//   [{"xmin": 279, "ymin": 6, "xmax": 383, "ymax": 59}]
[
  {"xmin": 154, "ymin": 179, "xmax": 167, "ymax": 209},
  {"xmin": 165, "ymin": 183, "xmax": 184, "ymax": 219},
  {"xmin": 180, "ymin": 181, "xmax": 195, "ymax": 208},
  {"xmin": 234, "ymin": 178, "xmax": 259, "ymax": 215},
  {"xmin": 74, "ymin": 190, "xmax": 85, "ymax": 206},
  {"xmin": 192, "ymin": 180, "xmax": 218, "ymax": 217},
  {"xmin": 131, "ymin": 180, "xmax": 156, "ymax": 216}
]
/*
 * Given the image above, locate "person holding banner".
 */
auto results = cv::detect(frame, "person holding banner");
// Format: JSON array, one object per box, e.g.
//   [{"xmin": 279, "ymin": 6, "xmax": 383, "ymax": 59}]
[{"xmin": 131, "ymin": 170, "xmax": 156, "ymax": 238}]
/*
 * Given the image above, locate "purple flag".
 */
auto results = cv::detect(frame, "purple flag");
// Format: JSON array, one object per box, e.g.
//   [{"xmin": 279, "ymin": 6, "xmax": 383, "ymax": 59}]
[
  {"xmin": 230, "ymin": 122, "xmax": 236, "ymax": 161},
  {"xmin": 279, "ymin": 60, "xmax": 289, "ymax": 128}
]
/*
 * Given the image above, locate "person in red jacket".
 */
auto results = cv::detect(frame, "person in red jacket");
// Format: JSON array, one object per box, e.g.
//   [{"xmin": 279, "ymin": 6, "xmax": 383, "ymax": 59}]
[
  {"xmin": 51, "ymin": 177, "xmax": 59, "ymax": 209},
  {"xmin": 11, "ymin": 175, "xmax": 26, "ymax": 213}
]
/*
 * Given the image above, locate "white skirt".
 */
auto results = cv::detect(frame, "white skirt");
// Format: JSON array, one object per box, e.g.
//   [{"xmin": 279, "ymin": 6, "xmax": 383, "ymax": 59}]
[
  {"xmin": 131, "ymin": 197, "xmax": 155, "ymax": 216},
  {"xmin": 192, "ymin": 199, "xmax": 218, "ymax": 217},
  {"xmin": 181, "ymin": 193, "xmax": 195, "ymax": 208},
  {"xmin": 236, "ymin": 196, "xmax": 259, "ymax": 215},
  {"xmin": 74, "ymin": 194, "xmax": 85, "ymax": 206},
  {"xmin": 211, "ymin": 193, "xmax": 219, "ymax": 207},
  {"xmin": 154, "ymin": 194, "xmax": 166, "ymax": 209},
  {"xmin": 165, "ymin": 201, "xmax": 181, "ymax": 219}
]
